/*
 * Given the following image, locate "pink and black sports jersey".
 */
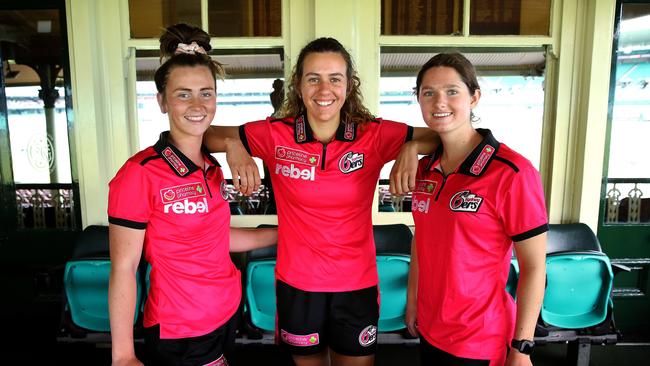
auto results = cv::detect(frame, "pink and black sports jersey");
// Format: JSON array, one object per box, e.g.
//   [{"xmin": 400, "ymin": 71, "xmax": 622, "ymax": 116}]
[
  {"xmin": 412, "ymin": 129, "xmax": 548, "ymax": 362},
  {"xmin": 108, "ymin": 132, "xmax": 241, "ymax": 339},
  {"xmin": 241, "ymin": 115, "xmax": 412, "ymax": 292}
]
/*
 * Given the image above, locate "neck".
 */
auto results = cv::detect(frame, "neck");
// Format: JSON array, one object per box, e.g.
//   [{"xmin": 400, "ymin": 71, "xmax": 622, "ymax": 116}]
[
  {"xmin": 439, "ymin": 126, "xmax": 482, "ymax": 174},
  {"xmin": 168, "ymin": 132, "xmax": 205, "ymax": 168},
  {"xmin": 308, "ymin": 118, "xmax": 339, "ymax": 143}
]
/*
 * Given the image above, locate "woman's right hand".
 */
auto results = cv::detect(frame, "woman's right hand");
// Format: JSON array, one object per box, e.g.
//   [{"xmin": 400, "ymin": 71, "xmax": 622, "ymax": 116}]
[
  {"xmin": 406, "ymin": 300, "xmax": 419, "ymax": 337},
  {"xmin": 225, "ymin": 138, "xmax": 261, "ymax": 196}
]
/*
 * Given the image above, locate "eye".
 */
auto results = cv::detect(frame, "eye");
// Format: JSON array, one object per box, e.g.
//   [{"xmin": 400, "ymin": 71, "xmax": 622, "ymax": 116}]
[
  {"xmin": 177, "ymin": 92, "xmax": 190, "ymax": 99},
  {"xmin": 307, "ymin": 77, "xmax": 319, "ymax": 84},
  {"xmin": 447, "ymin": 89, "xmax": 459, "ymax": 96},
  {"xmin": 330, "ymin": 77, "xmax": 341, "ymax": 83},
  {"xmin": 201, "ymin": 91, "xmax": 215, "ymax": 98},
  {"xmin": 421, "ymin": 90, "xmax": 433, "ymax": 97}
]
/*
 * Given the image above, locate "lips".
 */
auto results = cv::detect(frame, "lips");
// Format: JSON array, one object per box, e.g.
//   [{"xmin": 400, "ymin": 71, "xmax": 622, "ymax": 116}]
[
  {"xmin": 185, "ymin": 115, "xmax": 206, "ymax": 122},
  {"xmin": 432, "ymin": 112, "xmax": 452, "ymax": 117},
  {"xmin": 315, "ymin": 100, "xmax": 334, "ymax": 107}
]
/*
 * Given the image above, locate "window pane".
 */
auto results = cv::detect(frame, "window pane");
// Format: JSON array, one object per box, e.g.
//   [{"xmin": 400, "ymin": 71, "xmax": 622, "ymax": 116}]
[
  {"xmin": 208, "ymin": 0, "xmax": 281, "ymax": 37},
  {"xmin": 378, "ymin": 51, "xmax": 546, "ymax": 212},
  {"xmin": 470, "ymin": 0, "xmax": 550, "ymax": 35},
  {"xmin": 135, "ymin": 52, "xmax": 283, "ymax": 214},
  {"xmin": 381, "ymin": 0, "xmax": 463, "ymax": 35},
  {"xmin": 129, "ymin": 0, "xmax": 201, "ymax": 39},
  {"xmin": 604, "ymin": 4, "xmax": 650, "ymax": 224}
]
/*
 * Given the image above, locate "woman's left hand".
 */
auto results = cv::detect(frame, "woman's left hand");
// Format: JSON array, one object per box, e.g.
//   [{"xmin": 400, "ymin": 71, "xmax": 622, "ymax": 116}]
[
  {"xmin": 504, "ymin": 350, "xmax": 532, "ymax": 366},
  {"xmin": 389, "ymin": 141, "xmax": 420, "ymax": 196}
]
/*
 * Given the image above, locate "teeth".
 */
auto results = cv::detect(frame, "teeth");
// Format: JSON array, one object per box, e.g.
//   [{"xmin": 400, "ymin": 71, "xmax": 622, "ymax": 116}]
[
  {"xmin": 316, "ymin": 100, "xmax": 334, "ymax": 106},
  {"xmin": 185, "ymin": 115, "xmax": 205, "ymax": 121},
  {"xmin": 432, "ymin": 112, "xmax": 452, "ymax": 117}
]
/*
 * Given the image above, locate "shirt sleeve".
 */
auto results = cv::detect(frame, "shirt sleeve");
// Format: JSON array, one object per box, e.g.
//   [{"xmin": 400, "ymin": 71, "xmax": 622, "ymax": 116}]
[
  {"xmin": 239, "ymin": 119, "xmax": 273, "ymax": 162},
  {"xmin": 499, "ymin": 164, "xmax": 549, "ymax": 242},
  {"xmin": 375, "ymin": 119, "xmax": 414, "ymax": 163},
  {"xmin": 107, "ymin": 160, "xmax": 152, "ymax": 229}
]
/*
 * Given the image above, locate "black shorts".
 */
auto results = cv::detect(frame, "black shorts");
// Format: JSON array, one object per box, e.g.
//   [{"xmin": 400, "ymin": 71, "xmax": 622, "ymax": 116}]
[
  {"xmin": 276, "ymin": 279, "xmax": 379, "ymax": 357},
  {"xmin": 144, "ymin": 312, "xmax": 239, "ymax": 366},
  {"xmin": 420, "ymin": 336, "xmax": 490, "ymax": 366}
]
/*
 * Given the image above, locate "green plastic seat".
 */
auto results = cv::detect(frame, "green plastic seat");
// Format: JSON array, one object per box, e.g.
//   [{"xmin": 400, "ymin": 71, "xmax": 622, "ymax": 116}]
[
  {"xmin": 376, "ymin": 255, "xmax": 410, "ymax": 331},
  {"xmin": 64, "ymin": 260, "xmax": 142, "ymax": 332},
  {"xmin": 506, "ymin": 257, "xmax": 519, "ymax": 299},
  {"xmin": 542, "ymin": 253, "xmax": 613, "ymax": 329},
  {"xmin": 245, "ymin": 259, "xmax": 276, "ymax": 332}
]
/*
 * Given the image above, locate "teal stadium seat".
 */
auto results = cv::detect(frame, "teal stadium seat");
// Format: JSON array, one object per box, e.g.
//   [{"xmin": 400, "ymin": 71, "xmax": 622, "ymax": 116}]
[
  {"xmin": 506, "ymin": 256, "xmax": 519, "ymax": 299},
  {"xmin": 245, "ymin": 259, "xmax": 277, "ymax": 332},
  {"xmin": 542, "ymin": 253, "xmax": 613, "ymax": 329},
  {"xmin": 62, "ymin": 225, "xmax": 142, "ymax": 333}
]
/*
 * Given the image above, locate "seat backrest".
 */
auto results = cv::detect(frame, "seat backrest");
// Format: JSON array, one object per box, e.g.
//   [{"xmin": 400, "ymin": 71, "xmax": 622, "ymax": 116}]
[
  {"xmin": 546, "ymin": 223, "xmax": 602, "ymax": 255},
  {"xmin": 373, "ymin": 224, "xmax": 413, "ymax": 255},
  {"xmin": 247, "ymin": 224, "xmax": 278, "ymax": 261},
  {"xmin": 71, "ymin": 225, "xmax": 110, "ymax": 259}
]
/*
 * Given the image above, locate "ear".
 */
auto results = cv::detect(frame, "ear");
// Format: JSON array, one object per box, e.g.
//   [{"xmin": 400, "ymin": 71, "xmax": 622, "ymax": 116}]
[
  {"xmin": 470, "ymin": 88, "xmax": 481, "ymax": 109},
  {"xmin": 157, "ymin": 93, "xmax": 167, "ymax": 114}
]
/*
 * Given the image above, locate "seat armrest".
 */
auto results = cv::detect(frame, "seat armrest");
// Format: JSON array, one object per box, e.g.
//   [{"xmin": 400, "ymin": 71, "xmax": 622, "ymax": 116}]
[{"xmin": 611, "ymin": 262, "xmax": 631, "ymax": 276}]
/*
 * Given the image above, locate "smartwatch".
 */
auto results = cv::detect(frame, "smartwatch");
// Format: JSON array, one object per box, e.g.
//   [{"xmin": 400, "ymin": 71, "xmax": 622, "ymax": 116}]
[{"xmin": 511, "ymin": 339, "xmax": 535, "ymax": 355}]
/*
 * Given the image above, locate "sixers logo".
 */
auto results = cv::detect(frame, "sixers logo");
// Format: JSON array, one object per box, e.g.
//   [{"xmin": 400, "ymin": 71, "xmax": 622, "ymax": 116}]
[
  {"xmin": 220, "ymin": 180, "xmax": 229, "ymax": 201},
  {"xmin": 338, "ymin": 151, "xmax": 364, "ymax": 174},
  {"xmin": 358, "ymin": 325, "xmax": 377, "ymax": 347},
  {"xmin": 449, "ymin": 190, "xmax": 483, "ymax": 212}
]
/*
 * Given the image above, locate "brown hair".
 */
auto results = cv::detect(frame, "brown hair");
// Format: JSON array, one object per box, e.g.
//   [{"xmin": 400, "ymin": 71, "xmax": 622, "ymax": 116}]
[
  {"xmin": 414, "ymin": 52, "xmax": 480, "ymax": 100},
  {"xmin": 154, "ymin": 23, "xmax": 225, "ymax": 94},
  {"xmin": 279, "ymin": 37, "xmax": 374, "ymax": 124}
]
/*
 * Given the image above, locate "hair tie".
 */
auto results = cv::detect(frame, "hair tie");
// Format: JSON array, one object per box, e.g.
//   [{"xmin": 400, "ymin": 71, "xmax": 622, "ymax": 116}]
[{"xmin": 175, "ymin": 42, "xmax": 207, "ymax": 55}]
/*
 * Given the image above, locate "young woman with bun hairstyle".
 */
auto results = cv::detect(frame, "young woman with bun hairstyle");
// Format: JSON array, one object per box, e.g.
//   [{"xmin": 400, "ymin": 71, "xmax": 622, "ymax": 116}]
[{"xmin": 108, "ymin": 23, "xmax": 276, "ymax": 366}]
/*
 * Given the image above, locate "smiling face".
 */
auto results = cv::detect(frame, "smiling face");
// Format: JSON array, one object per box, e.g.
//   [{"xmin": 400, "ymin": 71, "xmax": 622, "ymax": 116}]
[
  {"xmin": 299, "ymin": 51, "xmax": 348, "ymax": 126},
  {"xmin": 157, "ymin": 65, "xmax": 216, "ymax": 139},
  {"xmin": 418, "ymin": 66, "xmax": 480, "ymax": 135}
]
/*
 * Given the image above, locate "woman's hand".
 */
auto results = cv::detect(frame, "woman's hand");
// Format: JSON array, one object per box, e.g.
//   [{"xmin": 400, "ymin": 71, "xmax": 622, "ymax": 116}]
[
  {"xmin": 505, "ymin": 349, "xmax": 532, "ymax": 366},
  {"xmin": 390, "ymin": 141, "xmax": 420, "ymax": 196},
  {"xmin": 225, "ymin": 138, "xmax": 261, "ymax": 196},
  {"xmin": 405, "ymin": 298, "xmax": 419, "ymax": 337}
]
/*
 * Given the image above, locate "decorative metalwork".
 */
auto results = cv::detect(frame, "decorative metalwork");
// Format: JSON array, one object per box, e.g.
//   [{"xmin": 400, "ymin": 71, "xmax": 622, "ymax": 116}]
[
  {"xmin": 604, "ymin": 179, "xmax": 649, "ymax": 225},
  {"xmin": 606, "ymin": 184, "xmax": 621, "ymax": 223},
  {"xmin": 15, "ymin": 184, "xmax": 75, "ymax": 230}
]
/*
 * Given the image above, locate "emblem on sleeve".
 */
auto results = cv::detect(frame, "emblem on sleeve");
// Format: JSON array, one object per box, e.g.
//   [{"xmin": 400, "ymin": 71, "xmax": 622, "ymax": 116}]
[
  {"xmin": 449, "ymin": 190, "xmax": 483, "ymax": 212},
  {"xmin": 338, "ymin": 151, "xmax": 364, "ymax": 174}
]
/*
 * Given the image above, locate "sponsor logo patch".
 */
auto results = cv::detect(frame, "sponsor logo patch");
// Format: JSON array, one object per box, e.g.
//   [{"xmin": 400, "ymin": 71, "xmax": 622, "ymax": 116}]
[
  {"xmin": 280, "ymin": 330, "xmax": 319, "ymax": 347},
  {"xmin": 296, "ymin": 115, "xmax": 307, "ymax": 142},
  {"xmin": 449, "ymin": 190, "xmax": 483, "ymax": 212},
  {"xmin": 470, "ymin": 145, "xmax": 495, "ymax": 175},
  {"xmin": 203, "ymin": 354, "xmax": 228, "ymax": 366},
  {"xmin": 162, "ymin": 147, "xmax": 189, "ymax": 176},
  {"xmin": 160, "ymin": 182, "xmax": 206, "ymax": 203},
  {"xmin": 275, "ymin": 146, "xmax": 320, "ymax": 166},
  {"xmin": 220, "ymin": 180, "xmax": 229, "ymax": 201},
  {"xmin": 343, "ymin": 122, "xmax": 355, "ymax": 140},
  {"xmin": 358, "ymin": 325, "xmax": 377, "ymax": 347},
  {"xmin": 338, "ymin": 151, "xmax": 364, "ymax": 174},
  {"xmin": 415, "ymin": 180, "xmax": 437, "ymax": 195}
]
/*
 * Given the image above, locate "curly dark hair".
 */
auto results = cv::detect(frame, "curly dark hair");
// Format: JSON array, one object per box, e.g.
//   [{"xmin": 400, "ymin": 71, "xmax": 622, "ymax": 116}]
[
  {"xmin": 279, "ymin": 37, "xmax": 374, "ymax": 125},
  {"xmin": 154, "ymin": 23, "xmax": 225, "ymax": 95}
]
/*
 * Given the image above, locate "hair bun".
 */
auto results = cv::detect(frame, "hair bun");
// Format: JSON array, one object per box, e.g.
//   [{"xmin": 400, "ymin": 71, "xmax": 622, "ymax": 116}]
[{"xmin": 159, "ymin": 23, "xmax": 211, "ymax": 60}]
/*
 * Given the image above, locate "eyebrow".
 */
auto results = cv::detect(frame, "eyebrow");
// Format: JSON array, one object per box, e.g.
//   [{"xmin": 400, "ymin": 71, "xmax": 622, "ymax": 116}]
[
  {"xmin": 420, "ymin": 84, "xmax": 462, "ymax": 90},
  {"xmin": 304, "ymin": 72, "xmax": 345, "ymax": 78},
  {"xmin": 171, "ymin": 86, "xmax": 215, "ymax": 92}
]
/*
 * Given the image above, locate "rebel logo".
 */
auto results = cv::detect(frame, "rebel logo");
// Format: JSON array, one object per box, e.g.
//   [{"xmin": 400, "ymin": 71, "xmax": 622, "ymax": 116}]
[
  {"xmin": 275, "ymin": 163, "xmax": 315, "ymax": 181},
  {"xmin": 411, "ymin": 197, "xmax": 431, "ymax": 213},
  {"xmin": 163, "ymin": 198, "xmax": 209, "ymax": 214},
  {"xmin": 338, "ymin": 151, "xmax": 364, "ymax": 174},
  {"xmin": 160, "ymin": 182, "xmax": 206, "ymax": 203},
  {"xmin": 449, "ymin": 190, "xmax": 483, "ymax": 212},
  {"xmin": 275, "ymin": 146, "xmax": 320, "ymax": 166}
]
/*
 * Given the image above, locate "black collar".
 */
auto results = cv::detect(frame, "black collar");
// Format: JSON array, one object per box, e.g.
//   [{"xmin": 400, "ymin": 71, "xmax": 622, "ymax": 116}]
[
  {"xmin": 425, "ymin": 128, "xmax": 500, "ymax": 177},
  {"xmin": 293, "ymin": 113, "xmax": 358, "ymax": 144},
  {"xmin": 153, "ymin": 131, "xmax": 220, "ymax": 177}
]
